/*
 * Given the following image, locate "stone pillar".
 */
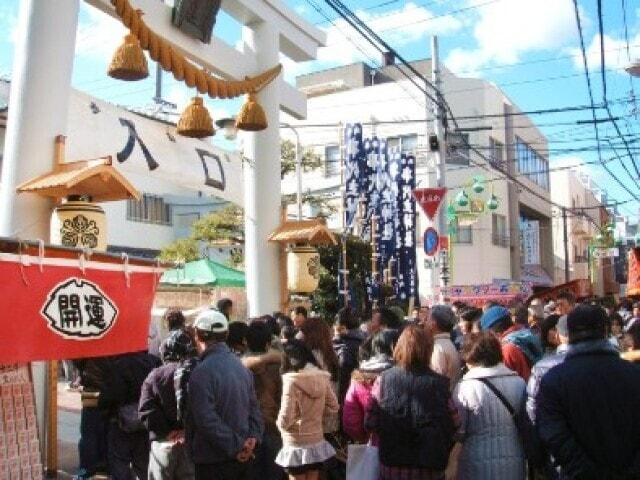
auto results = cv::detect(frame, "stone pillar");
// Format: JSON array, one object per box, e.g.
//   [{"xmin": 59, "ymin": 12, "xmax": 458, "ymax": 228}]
[
  {"xmin": 0, "ymin": 0, "xmax": 80, "ymax": 458},
  {"xmin": 241, "ymin": 21, "xmax": 281, "ymax": 316}
]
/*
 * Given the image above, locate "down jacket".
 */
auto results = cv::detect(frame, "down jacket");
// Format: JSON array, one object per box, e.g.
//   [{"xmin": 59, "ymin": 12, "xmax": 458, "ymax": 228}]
[
  {"xmin": 453, "ymin": 363, "xmax": 527, "ymax": 480},
  {"xmin": 277, "ymin": 364, "xmax": 339, "ymax": 447}
]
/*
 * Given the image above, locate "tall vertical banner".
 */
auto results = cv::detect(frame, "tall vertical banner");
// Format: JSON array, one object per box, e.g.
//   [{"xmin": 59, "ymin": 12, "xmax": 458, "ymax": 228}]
[
  {"xmin": 0, "ymin": 250, "xmax": 160, "ymax": 363},
  {"xmin": 393, "ymin": 150, "xmax": 417, "ymax": 300},
  {"xmin": 342, "ymin": 124, "xmax": 418, "ymax": 303}
]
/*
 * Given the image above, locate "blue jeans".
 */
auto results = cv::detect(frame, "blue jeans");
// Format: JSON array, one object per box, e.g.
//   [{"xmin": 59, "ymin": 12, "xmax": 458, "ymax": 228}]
[{"xmin": 78, "ymin": 406, "xmax": 108, "ymax": 475}]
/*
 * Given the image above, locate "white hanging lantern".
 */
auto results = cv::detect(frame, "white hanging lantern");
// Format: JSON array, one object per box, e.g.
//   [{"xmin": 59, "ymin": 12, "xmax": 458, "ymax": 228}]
[
  {"xmin": 287, "ymin": 245, "xmax": 320, "ymax": 293},
  {"xmin": 51, "ymin": 196, "xmax": 107, "ymax": 251}
]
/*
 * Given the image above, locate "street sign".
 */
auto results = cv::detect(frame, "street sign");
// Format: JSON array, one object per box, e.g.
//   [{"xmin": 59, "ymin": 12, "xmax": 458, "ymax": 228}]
[
  {"xmin": 424, "ymin": 227, "xmax": 439, "ymax": 256},
  {"xmin": 591, "ymin": 247, "xmax": 619, "ymax": 259},
  {"xmin": 414, "ymin": 188, "xmax": 447, "ymax": 219}
]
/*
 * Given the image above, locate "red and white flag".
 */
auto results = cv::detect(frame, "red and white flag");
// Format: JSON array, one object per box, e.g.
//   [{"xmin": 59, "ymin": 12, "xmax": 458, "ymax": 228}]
[{"xmin": 0, "ymin": 251, "xmax": 161, "ymax": 363}]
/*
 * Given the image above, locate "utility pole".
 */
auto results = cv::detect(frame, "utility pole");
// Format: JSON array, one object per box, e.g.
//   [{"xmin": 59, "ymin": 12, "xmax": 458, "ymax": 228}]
[
  {"xmin": 562, "ymin": 207, "xmax": 570, "ymax": 283},
  {"xmin": 432, "ymin": 36, "xmax": 448, "ymax": 302}
]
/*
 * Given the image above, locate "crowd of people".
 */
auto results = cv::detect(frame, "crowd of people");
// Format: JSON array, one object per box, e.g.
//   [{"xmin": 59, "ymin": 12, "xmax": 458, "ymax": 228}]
[{"xmin": 70, "ymin": 294, "xmax": 640, "ymax": 480}]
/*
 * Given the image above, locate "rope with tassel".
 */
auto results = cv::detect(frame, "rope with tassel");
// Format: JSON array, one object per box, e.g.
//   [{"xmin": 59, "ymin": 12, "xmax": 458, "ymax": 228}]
[{"xmin": 110, "ymin": 0, "xmax": 281, "ymax": 99}]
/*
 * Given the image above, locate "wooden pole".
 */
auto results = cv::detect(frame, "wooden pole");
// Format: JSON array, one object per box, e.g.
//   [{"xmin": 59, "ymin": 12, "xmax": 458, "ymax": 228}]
[
  {"xmin": 339, "ymin": 123, "xmax": 349, "ymax": 307},
  {"xmin": 45, "ymin": 360, "xmax": 57, "ymax": 477}
]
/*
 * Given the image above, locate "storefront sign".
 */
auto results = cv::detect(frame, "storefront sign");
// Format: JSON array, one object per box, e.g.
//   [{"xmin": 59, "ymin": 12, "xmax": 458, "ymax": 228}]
[
  {"xmin": 591, "ymin": 247, "xmax": 619, "ymax": 259},
  {"xmin": 0, "ymin": 251, "xmax": 160, "ymax": 363},
  {"xmin": 65, "ymin": 90, "xmax": 243, "ymax": 205},
  {"xmin": 521, "ymin": 220, "xmax": 540, "ymax": 265}
]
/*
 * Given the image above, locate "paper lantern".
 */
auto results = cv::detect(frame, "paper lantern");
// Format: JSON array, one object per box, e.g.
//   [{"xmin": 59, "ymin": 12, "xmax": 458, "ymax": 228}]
[
  {"xmin": 472, "ymin": 176, "xmax": 485, "ymax": 193},
  {"xmin": 177, "ymin": 97, "xmax": 215, "ymax": 138},
  {"xmin": 455, "ymin": 190, "xmax": 469, "ymax": 207},
  {"xmin": 487, "ymin": 194, "xmax": 499, "ymax": 210},
  {"xmin": 51, "ymin": 198, "xmax": 107, "ymax": 251},
  {"xmin": 287, "ymin": 246, "xmax": 320, "ymax": 293},
  {"xmin": 236, "ymin": 93, "xmax": 268, "ymax": 132},
  {"xmin": 107, "ymin": 34, "xmax": 149, "ymax": 81}
]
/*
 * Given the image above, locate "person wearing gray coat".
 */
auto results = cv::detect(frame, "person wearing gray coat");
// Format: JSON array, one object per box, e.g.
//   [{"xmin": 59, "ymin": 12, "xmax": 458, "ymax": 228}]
[{"xmin": 448, "ymin": 332, "xmax": 526, "ymax": 480}]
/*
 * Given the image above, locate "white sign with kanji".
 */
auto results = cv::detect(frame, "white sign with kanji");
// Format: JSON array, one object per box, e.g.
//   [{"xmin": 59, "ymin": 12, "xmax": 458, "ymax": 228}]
[{"xmin": 41, "ymin": 278, "xmax": 118, "ymax": 340}]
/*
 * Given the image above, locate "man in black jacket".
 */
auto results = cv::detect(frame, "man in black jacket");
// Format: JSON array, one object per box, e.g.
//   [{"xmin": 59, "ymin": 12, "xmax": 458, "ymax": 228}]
[
  {"xmin": 536, "ymin": 305, "xmax": 640, "ymax": 479},
  {"xmin": 139, "ymin": 329, "xmax": 197, "ymax": 479},
  {"xmin": 99, "ymin": 350, "xmax": 160, "ymax": 479}
]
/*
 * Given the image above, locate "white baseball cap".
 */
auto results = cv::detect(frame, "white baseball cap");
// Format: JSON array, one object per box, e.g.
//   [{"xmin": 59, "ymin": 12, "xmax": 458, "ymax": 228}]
[{"xmin": 193, "ymin": 309, "xmax": 229, "ymax": 333}]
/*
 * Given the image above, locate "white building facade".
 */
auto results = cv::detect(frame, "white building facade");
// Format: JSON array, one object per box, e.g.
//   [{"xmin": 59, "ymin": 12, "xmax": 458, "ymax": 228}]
[
  {"xmin": 282, "ymin": 58, "xmax": 554, "ymax": 304},
  {"xmin": 550, "ymin": 169, "xmax": 618, "ymax": 296}
]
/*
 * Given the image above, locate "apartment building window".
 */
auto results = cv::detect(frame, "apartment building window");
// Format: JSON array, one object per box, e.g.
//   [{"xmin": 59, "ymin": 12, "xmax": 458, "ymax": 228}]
[
  {"xmin": 451, "ymin": 219, "xmax": 473, "ymax": 244},
  {"xmin": 387, "ymin": 134, "xmax": 418, "ymax": 155},
  {"xmin": 489, "ymin": 137, "xmax": 504, "ymax": 167},
  {"xmin": 447, "ymin": 132, "xmax": 469, "ymax": 165},
  {"xmin": 325, "ymin": 145, "xmax": 340, "ymax": 177},
  {"xmin": 492, "ymin": 213, "xmax": 509, "ymax": 247},
  {"xmin": 515, "ymin": 136, "xmax": 549, "ymax": 190},
  {"xmin": 127, "ymin": 193, "xmax": 172, "ymax": 225}
]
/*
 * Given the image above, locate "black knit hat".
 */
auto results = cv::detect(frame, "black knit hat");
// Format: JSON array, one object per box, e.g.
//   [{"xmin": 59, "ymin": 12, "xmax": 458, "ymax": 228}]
[
  {"xmin": 160, "ymin": 329, "xmax": 196, "ymax": 362},
  {"xmin": 567, "ymin": 304, "xmax": 607, "ymax": 344}
]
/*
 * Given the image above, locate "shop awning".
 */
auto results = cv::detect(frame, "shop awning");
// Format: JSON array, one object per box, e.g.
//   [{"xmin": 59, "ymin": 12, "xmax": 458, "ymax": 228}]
[
  {"xmin": 160, "ymin": 258, "xmax": 245, "ymax": 287},
  {"xmin": 521, "ymin": 264, "xmax": 554, "ymax": 287}
]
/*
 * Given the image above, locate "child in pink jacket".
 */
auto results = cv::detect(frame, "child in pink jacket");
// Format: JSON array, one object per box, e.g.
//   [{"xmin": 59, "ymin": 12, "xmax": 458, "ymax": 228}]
[{"xmin": 342, "ymin": 330, "xmax": 396, "ymax": 443}]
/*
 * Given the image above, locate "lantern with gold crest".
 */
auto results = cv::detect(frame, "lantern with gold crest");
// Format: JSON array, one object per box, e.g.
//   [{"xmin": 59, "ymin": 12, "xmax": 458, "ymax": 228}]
[
  {"xmin": 269, "ymin": 219, "xmax": 337, "ymax": 301},
  {"xmin": 16, "ymin": 136, "xmax": 140, "ymax": 252}
]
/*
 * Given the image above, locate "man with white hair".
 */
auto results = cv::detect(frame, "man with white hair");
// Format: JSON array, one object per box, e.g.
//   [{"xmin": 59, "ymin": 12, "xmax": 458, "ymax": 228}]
[{"xmin": 429, "ymin": 304, "xmax": 462, "ymax": 388}]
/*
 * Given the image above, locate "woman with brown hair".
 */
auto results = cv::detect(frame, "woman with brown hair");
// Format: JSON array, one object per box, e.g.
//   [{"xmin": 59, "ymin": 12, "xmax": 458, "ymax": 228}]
[
  {"xmin": 297, "ymin": 317, "xmax": 340, "ymax": 385},
  {"xmin": 365, "ymin": 325, "xmax": 459, "ymax": 480}
]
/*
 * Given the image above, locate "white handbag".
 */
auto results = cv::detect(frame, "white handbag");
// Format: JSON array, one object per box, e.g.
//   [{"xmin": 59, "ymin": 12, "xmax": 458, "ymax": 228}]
[{"xmin": 346, "ymin": 443, "xmax": 379, "ymax": 480}]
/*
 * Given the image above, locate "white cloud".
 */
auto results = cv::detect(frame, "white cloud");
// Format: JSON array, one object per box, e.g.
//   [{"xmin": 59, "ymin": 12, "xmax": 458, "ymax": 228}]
[
  {"xmin": 75, "ymin": 3, "xmax": 126, "ymax": 62},
  {"xmin": 445, "ymin": 0, "xmax": 579, "ymax": 75},
  {"xmin": 568, "ymin": 33, "xmax": 640, "ymax": 75},
  {"xmin": 281, "ymin": 2, "xmax": 463, "ymax": 82}
]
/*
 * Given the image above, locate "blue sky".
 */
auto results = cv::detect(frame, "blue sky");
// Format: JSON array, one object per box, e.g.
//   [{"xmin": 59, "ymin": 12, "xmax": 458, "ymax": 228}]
[{"xmin": 1, "ymin": 0, "xmax": 639, "ymax": 218}]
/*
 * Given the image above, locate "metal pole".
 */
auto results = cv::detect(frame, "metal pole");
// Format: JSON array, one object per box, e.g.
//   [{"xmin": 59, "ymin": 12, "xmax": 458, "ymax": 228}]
[
  {"xmin": 432, "ymin": 36, "xmax": 447, "ymax": 301},
  {"xmin": 281, "ymin": 123, "xmax": 303, "ymax": 221},
  {"xmin": 563, "ymin": 207, "xmax": 570, "ymax": 283},
  {"xmin": 155, "ymin": 62, "xmax": 162, "ymax": 103}
]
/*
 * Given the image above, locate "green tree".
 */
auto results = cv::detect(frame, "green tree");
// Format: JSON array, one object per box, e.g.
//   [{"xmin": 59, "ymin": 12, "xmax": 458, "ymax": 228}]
[
  {"xmin": 280, "ymin": 139, "xmax": 323, "ymax": 178},
  {"xmin": 191, "ymin": 204, "xmax": 244, "ymax": 244},
  {"xmin": 158, "ymin": 237, "xmax": 200, "ymax": 263},
  {"xmin": 311, "ymin": 236, "xmax": 372, "ymax": 321}
]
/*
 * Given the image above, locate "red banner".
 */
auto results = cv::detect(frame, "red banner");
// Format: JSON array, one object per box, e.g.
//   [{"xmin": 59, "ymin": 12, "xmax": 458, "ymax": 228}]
[
  {"xmin": 628, "ymin": 247, "xmax": 640, "ymax": 296},
  {"xmin": 0, "ymin": 253, "xmax": 160, "ymax": 363},
  {"xmin": 413, "ymin": 188, "xmax": 447, "ymax": 220}
]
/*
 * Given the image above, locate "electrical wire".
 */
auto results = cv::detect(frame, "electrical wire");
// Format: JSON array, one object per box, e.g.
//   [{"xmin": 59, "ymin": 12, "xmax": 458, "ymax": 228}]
[{"xmin": 321, "ymin": 0, "xmax": 631, "ymax": 226}]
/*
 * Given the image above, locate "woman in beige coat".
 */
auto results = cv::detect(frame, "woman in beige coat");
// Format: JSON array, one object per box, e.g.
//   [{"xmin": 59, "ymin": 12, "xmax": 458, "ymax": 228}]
[{"xmin": 275, "ymin": 339, "xmax": 339, "ymax": 480}]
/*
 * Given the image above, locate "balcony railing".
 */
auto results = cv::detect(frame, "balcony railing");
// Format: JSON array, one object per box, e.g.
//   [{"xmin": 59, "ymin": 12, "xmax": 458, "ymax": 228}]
[{"xmin": 492, "ymin": 234, "xmax": 510, "ymax": 248}]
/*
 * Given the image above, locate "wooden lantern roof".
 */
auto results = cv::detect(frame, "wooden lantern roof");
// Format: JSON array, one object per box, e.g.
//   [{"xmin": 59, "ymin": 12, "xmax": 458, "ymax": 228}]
[
  {"xmin": 269, "ymin": 218, "xmax": 338, "ymax": 246},
  {"xmin": 16, "ymin": 135, "xmax": 140, "ymax": 202}
]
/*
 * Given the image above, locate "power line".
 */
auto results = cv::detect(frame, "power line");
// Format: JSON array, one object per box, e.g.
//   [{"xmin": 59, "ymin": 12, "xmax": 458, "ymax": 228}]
[
  {"xmin": 572, "ymin": 0, "xmax": 640, "ymax": 202},
  {"xmin": 596, "ymin": 0, "xmax": 640, "ymax": 184},
  {"xmin": 320, "ymin": 0, "xmax": 622, "ymax": 227}
]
